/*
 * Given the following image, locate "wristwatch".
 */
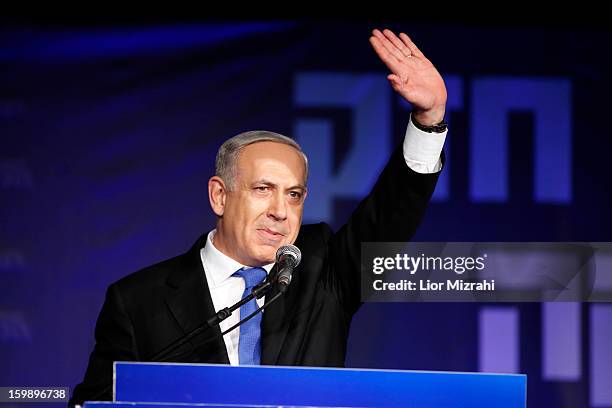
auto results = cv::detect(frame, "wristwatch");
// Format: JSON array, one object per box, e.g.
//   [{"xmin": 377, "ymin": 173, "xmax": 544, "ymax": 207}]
[{"xmin": 411, "ymin": 113, "xmax": 448, "ymax": 133}]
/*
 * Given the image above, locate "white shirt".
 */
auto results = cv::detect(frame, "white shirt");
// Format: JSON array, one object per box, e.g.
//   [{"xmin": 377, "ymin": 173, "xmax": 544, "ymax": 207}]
[
  {"xmin": 200, "ymin": 118, "xmax": 447, "ymax": 365},
  {"xmin": 201, "ymin": 230, "xmax": 274, "ymax": 366},
  {"xmin": 403, "ymin": 113, "xmax": 447, "ymax": 173}
]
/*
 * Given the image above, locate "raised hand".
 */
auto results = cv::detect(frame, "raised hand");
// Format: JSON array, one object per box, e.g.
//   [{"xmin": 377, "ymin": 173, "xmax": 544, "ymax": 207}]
[{"xmin": 369, "ymin": 28, "xmax": 447, "ymax": 126}]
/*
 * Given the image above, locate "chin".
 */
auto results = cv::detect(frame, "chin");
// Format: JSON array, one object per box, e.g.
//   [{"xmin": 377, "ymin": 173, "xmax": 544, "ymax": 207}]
[{"xmin": 250, "ymin": 249, "xmax": 276, "ymax": 265}]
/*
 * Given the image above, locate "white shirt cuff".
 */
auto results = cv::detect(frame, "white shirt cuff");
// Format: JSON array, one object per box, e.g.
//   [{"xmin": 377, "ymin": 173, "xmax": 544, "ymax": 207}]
[{"xmin": 402, "ymin": 114, "xmax": 447, "ymax": 174}]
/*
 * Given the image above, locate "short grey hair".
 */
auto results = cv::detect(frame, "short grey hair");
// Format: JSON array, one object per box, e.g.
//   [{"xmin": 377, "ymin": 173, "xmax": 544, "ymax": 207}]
[{"xmin": 215, "ymin": 130, "xmax": 308, "ymax": 190}]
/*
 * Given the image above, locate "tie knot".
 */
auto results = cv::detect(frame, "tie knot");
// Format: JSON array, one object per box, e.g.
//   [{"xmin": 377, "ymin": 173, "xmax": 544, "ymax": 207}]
[{"xmin": 233, "ymin": 267, "xmax": 267, "ymax": 290}]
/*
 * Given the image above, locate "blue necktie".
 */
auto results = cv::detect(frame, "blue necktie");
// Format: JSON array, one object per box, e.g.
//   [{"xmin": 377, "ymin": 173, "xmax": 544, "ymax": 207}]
[{"xmin": 232, "ymin": 267, "xmax": 267, "ymax": 365}]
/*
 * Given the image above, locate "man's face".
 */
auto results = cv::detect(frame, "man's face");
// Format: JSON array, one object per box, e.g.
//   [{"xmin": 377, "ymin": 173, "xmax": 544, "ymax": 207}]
[{"xmin": 211, "ymin": 141, "xmax": 307, "ymax": 266}]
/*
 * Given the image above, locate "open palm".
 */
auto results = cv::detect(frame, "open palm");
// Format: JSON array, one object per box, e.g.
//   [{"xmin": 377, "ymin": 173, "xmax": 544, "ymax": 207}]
[{"xmin": 370, "ymin": 29, "xmax": 447, "ymax": 124}]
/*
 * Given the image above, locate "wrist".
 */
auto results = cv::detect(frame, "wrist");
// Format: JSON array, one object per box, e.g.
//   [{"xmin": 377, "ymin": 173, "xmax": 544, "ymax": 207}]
[
  {"xmin": 412, "ymin": 106, "xmax": 446, "ymax": 126},
  {"xmin": 411, "ymin": 110, "xmax": 448, "ymax": 133}
]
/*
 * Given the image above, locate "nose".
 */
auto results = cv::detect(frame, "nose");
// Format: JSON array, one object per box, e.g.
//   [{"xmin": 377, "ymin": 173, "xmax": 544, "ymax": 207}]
[{"xmin": 267, "ymin": 191, "xmax": 288, "ymax": 221}]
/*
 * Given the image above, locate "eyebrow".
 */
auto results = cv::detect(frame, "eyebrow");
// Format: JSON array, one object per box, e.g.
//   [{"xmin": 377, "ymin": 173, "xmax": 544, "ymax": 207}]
[{"xmin": 253, "ymin": 179, "xmax": 306, "ymax": 191}]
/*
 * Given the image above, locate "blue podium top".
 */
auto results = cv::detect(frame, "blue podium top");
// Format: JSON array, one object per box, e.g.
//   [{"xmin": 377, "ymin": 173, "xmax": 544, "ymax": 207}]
[{"xmin": 88, "ymin": 362, "xmax": 528, "ymax": 408}]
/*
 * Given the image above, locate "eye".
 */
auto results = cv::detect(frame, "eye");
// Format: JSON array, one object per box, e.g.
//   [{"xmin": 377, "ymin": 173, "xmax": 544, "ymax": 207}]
[
  {"xmin": 255, "ymin": 186, "xmax": 270, "ymax": 193},
  {"xmin": 289, "ymin": 191, "xmax": 303, "ymax": 199}
]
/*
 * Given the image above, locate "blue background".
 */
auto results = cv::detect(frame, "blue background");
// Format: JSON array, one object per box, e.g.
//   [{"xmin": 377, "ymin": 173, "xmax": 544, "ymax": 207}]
[{"xmin": 1, "ymin": 20, "xmax": 611, "ymax": 408}]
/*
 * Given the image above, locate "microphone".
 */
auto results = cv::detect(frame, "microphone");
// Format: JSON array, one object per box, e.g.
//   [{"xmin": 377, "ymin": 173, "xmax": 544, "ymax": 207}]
[{"xmin": 275, "ymin": 244, "xmax": 301, "ymax": 292}]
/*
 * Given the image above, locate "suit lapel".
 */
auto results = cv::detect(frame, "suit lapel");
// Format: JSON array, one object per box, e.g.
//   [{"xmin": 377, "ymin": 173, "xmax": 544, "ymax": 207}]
[
  {"xmin": 162, "ymin": 231, "xmax": 311, "ymax": 366},
  {"xmin": 260, "ymin": 262, "xmax": 302, "ymax": 365},
  {"xmin": 163, "ymin": 234, "xmax": 230, "ymax": 364},
  {"xmin": 261, "ymin": 226, "xmax": 325, "ymax": 364}
]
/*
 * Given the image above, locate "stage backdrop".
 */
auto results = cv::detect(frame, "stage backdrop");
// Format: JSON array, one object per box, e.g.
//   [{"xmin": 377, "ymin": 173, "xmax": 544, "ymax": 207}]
[{"xmin": 1, "ymin": 21, "xmax": 611, "ymax": 408}]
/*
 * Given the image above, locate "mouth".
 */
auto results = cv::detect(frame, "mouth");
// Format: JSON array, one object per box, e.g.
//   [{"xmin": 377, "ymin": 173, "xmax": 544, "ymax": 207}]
[{"xmin": 256, "ymin": 228, "xmax": 285, "ymax": 242}]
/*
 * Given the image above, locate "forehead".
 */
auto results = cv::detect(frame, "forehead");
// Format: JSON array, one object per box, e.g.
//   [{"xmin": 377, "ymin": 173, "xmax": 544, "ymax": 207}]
[{"xmin": 236, "ymin": 141, "xmax": 306, "ymax": 183}]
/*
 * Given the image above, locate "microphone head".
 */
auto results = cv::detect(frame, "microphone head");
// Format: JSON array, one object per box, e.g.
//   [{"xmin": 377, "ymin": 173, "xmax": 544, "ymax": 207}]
[{"xmin": 275, "ymin": 244, "xmax": 302, "ymax": 267}]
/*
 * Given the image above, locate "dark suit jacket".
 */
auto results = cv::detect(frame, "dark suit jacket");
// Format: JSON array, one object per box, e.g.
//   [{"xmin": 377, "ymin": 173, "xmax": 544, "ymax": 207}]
[{"xmin": 70, "ymin": 146, "xmax": 442, "ymax": 405}]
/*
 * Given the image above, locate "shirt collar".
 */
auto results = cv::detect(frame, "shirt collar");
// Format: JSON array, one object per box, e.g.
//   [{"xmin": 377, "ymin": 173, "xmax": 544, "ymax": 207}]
[{"xmin": 201, "ymin": 229, "xmax": 274, "ymax": 288}]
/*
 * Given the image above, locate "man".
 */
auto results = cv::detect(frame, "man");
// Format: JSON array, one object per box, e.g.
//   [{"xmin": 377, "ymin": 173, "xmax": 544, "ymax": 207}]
[{"xmin": 70, "ymin": 28, "xmax": 448, "ymax": 405}]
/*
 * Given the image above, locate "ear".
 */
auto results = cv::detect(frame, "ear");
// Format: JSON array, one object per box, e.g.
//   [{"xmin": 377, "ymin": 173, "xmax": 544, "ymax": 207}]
[{"xmin": 208, "ymin": 176, "xmax": 227, "ymax": 217}]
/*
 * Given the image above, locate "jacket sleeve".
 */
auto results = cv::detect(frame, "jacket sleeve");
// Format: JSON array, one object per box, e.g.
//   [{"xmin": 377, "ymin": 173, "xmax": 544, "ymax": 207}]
[
  {"xmin": 69, "ymin": 283, "xmax": 138, "ymax": 406},
  {"xmin": 326, "ymin": 145, "xmax": 443, "ymax": 320}
]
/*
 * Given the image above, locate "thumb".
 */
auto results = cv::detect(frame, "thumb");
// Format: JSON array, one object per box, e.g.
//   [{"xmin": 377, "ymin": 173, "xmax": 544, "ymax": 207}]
[{"xmin": 387, "ymin": 74, "xmax": 402, "ymax": 91}]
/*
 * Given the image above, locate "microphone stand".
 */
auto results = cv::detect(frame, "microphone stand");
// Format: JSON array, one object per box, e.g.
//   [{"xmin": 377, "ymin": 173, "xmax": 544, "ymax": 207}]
[
  {"xmin": 220, "ymin": 291, "xmax": 283, "ymax": 336},
  {"xmin": 150, "ymin": 279, "xmax": 272, "ymax": 361},
  {"xmin": 80, "ymin": 278, "xmax": 284, "ymax": 405}
]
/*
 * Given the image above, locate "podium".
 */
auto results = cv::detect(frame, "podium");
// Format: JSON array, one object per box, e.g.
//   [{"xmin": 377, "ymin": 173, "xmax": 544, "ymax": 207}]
[{"xmin": 83, "ymin": 362, "xmax": 526, "ymax": 408}]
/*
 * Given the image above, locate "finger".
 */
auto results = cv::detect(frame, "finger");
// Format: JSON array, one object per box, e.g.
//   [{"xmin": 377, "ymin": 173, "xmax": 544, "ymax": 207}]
[
  {"xmin": 399, "ymin": 32, "xmax": 425, "ymax": 58},
  {"xmin": 388, "ymin": 74, "xmax": 404, "ymax": 84},
  {"xmin": 369, "ymin": 36, "xmax": 403, "ymax": 73},
  {"xmin": 388, "ymin": 73, "xmax": 409, "ymax": 88},
  {"xmin": 383, "ymin": 29, "xmax": 412, "ymax": 58},
  {"xmin": 387, "ymin": 74, "xmax": 403, "ymax": 90},
  {"xmin": 387, "ymin": 74, "xmax": 399, "ymax": 84},
  {"xmin": 372, "ymin": 29, "xmax": 405, "ymax": 62}
]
